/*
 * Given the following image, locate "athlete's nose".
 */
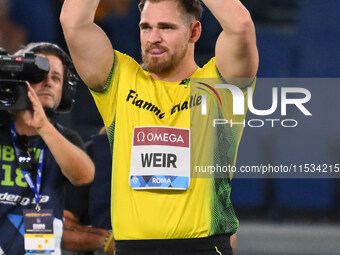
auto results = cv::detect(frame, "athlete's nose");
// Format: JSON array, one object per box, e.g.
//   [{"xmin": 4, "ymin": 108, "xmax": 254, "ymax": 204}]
[{"xmin": 148, "ymin": 28, "xmax": 162, "ymax": 44}]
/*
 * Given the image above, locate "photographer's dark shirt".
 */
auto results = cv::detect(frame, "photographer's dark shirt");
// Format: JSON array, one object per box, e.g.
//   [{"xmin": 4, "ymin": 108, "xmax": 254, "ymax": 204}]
[
  {"xmin": 0, "ymin": 120, "xmax": 85, "ymax": 255},
  {"xmin": 64, "ymin": 134, "xmax": 112, "ymax": 229}
]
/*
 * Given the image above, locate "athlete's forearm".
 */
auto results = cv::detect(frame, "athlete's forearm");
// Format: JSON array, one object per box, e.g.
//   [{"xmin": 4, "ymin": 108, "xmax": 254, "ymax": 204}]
[
  {"xmin": 60, "ymin": 0, "xmax": 99, "ymax": 29},
  {"xmin": 201, "ymin": 0, "xmax": 253, "ymax": 34},
  {"xmin": 202, "ymin": 0, "xmax": 258, "ymax": 82}
]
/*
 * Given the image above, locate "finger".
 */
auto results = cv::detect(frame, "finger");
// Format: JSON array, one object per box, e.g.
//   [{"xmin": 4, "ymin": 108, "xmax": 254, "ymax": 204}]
[
  {"xmin": 27, "ymin": 91, "xmax": 44, "ymax": 114},
  {"xmin": 27, "ymin": 90, "xmax": 38, "ymax": 109},
  {"xmin": 25, "ymin": 83, "xmax": 45, "ymax": 116},
  {"xmin": 26, "ymin": 83, "xmax": 39, "ymax": 101},
  {"xmin": 26, "ymin": 85, "xmax": 42, "ymax": 110}
]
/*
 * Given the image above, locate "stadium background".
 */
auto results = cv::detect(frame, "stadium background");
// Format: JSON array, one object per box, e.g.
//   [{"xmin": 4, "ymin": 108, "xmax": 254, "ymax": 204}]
[{"xmin": 1, "ymin": 0, "xmax": 339, "ymax": 254}]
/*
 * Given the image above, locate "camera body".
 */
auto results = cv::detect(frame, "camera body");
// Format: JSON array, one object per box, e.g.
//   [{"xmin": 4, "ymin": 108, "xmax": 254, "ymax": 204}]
[{"xmin": 0, "ymin": 48, "xmax": 50, "ymax": 110}]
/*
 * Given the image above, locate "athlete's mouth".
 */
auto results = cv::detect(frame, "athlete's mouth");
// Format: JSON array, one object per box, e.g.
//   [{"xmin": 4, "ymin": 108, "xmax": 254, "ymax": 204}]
[
  {"xmin": 148, "ymin": 48, "xmax": 166, "ymax": 55},
  {"xmin": 147, "ymin": 45, "xmax": 168, "ymax": 56}
]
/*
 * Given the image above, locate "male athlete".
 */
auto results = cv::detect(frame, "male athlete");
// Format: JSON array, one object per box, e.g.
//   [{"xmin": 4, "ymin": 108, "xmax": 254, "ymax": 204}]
[{"xmin": 60, "ymin": 0, "xmax": 258, "ymax": 254}]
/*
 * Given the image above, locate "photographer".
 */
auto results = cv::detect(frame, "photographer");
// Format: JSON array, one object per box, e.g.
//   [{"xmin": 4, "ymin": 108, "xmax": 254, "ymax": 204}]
[{"xmin": 0, "ymin": 42, "xmax": 94, "ymax": 255}]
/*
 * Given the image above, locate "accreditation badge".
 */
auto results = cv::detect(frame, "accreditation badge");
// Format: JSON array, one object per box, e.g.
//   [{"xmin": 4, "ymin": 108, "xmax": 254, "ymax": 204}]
[
  {"xmin": 23, "ymin": 209, "xmax": 54, "ymax": 253},
  {"xmin": 129, "ymin": 126, "xmax": 190, "ymax": 190}
]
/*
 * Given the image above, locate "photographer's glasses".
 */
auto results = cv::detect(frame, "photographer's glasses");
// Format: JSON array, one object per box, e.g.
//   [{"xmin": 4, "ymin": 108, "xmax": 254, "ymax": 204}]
[{"xmin": 16, "ymin": 135, "xmax": 35, "ymax": 173}]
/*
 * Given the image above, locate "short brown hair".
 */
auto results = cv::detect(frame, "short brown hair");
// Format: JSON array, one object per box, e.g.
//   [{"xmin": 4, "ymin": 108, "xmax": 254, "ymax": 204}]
[{"xmin": 138, "ymin": 0, "xmax": 203, "ymax": 21}]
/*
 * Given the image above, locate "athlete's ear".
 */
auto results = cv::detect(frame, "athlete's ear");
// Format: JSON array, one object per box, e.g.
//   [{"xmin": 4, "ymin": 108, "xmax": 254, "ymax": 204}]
[{"xmin": 189, "ymin": 21, "xmax": 201, "ymax": 43}]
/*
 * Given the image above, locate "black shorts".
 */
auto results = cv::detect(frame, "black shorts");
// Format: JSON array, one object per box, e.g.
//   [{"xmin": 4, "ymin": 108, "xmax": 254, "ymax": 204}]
[{"xmin": 114, "ymin": 235, "xmax": 233, "ymax": 255}]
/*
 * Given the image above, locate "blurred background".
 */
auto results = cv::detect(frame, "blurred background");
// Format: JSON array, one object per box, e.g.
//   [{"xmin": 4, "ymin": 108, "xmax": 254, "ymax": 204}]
[{"xmin": 1, "ymin": 0, "xmax": 340, "ymax": 254}]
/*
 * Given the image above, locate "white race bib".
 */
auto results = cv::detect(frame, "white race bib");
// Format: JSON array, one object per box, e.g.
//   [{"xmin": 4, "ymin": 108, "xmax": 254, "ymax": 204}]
[{"xmin": 129, "ymin": 126, "xmax": 190, "ymax": 190}]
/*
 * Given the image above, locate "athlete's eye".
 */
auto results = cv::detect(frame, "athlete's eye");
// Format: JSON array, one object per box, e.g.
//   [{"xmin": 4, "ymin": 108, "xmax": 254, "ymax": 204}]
[
  {"xmin": 159, "ymin": 24, "xmax": 175, "ymax": 30},
  {"xmin": 161, "ymin": 26, "xmax": 172, "ymax": 30},
  {"xmin": 140, "ymin": 25, "xmax": 151, "ymax": 31}
]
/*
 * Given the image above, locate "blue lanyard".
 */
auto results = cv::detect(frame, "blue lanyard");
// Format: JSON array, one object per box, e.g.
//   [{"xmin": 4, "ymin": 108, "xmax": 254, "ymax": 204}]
[{"xmin": 10, "ymin": 123, "xmax": 45, "ymax": 211}]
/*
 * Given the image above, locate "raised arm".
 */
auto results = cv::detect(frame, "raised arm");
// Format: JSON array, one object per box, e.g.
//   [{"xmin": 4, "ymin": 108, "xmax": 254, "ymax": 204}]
[
  {"xmin": 60, "ymin": 0, "xmax": 114, "ymax": 90},
  {"xmin": 202, "ymin": 0, "xmax": 258, "ymax": 85}
]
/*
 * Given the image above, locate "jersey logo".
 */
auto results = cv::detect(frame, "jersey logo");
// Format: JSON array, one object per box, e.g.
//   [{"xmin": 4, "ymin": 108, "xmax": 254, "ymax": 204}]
[{"xmin": 179, "ymin": 78, "xmax": 190, "ymax": 88}]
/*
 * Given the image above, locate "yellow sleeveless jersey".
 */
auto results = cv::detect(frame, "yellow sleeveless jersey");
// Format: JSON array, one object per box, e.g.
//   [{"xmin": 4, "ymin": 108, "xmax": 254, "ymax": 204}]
[{"xmin": 90, "ymin": 51, "xmax": 253, "ymax": 240}]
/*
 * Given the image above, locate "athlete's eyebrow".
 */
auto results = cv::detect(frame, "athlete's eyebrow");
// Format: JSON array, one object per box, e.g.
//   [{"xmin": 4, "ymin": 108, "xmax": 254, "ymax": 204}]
[
  {"xmin": 139, "ymin": 22, "xmax": 179, "ymax": 29},
  {"xmin": 139, "ymin": 22, "xmax": 149, "ymax": 28}
]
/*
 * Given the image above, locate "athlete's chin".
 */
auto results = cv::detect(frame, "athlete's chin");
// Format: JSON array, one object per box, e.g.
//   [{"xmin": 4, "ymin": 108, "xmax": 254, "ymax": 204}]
[
  {"xmin": 143, "ymin": 58, "xmax": 172, "ymax": 74},
  {"xmin": 145, "ymin": 63, "xmax": 172, "ymax": 74},
  {"xmin": 146, "ymin": 55, "xmax": 166, "ymax": 63}
]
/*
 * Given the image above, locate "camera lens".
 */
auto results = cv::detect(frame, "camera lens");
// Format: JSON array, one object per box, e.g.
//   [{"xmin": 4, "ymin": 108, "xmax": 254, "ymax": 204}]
[
  {"xmin": 0, "ymin": 80, "xmax": 29, "ymax": 110},
  {"xmin": 0, "ymin": 85, "xmax": 18, "ymax": 107}
]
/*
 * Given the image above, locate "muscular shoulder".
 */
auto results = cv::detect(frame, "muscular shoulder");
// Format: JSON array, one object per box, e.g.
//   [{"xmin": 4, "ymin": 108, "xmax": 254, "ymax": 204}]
[{"xmin": 90, "ymin": 50, "xmax": 143, "ymax": 94}]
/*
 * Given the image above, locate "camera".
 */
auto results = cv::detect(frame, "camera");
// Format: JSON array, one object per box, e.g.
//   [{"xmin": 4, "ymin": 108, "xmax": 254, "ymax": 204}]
[{"xmin": 0, "ymin": 47, "xmax": 50, "ymax": 110}]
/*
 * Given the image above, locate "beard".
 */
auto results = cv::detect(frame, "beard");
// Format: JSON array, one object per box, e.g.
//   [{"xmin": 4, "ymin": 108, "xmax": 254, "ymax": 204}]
[{"xmin": 142, "ymin": 43, "xmax": 188, "ymax": 74}]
